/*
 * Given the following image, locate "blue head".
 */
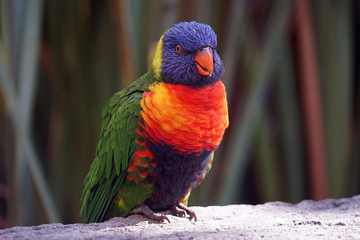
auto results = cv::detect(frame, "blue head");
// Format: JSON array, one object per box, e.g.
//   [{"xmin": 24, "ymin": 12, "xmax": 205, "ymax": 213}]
[{"xmin": 152, "ymin": 21, "xmax": 223, "ymax": 87}]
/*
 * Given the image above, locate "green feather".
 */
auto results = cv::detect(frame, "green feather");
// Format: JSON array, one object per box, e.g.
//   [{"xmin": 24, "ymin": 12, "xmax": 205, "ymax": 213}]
[
  {"xmin": 122, "ymin": 140, "xmax": 131, "ymax": 171},
  {"xmin": 80, "ymin": 70, "xmax": 156, "ymax": 223},
  {"xmin": 106, "ymin": 151, "xmax": 113, "ymax": 178},
  {"xmin": 114, "ymin": 147, "xmax": 120, "ymax": 175},
  {"xmin": 97, "ymin": 157, "xmax": 105, "ymax": 178}
]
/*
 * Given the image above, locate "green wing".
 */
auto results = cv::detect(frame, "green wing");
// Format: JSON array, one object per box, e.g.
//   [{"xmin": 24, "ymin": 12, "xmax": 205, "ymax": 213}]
[{"xmin": 80, "ymin": 70, "xmax": 156, "ymax": 223}]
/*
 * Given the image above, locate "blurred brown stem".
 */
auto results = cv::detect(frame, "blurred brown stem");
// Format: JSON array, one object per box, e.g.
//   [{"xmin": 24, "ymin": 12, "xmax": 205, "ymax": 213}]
[
  {"xmin": 294, "ymin": 0, "xmax": 329, "ymax": 200},
  {"xmin": 108, "ymin": 0, "xmax": 134, "ymax": 87}
]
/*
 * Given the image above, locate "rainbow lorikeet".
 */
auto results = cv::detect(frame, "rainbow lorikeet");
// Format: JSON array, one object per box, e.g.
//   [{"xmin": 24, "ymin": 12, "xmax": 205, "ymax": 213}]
[{"xmin": 80, "ymin": 21, "xmax": 228, "ymax": 223}]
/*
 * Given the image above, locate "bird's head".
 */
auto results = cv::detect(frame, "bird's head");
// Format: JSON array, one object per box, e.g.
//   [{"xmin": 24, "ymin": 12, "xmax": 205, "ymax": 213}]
[{"xmin": 152, "ymin": 21, "xmax": 223, "ymax": 87}]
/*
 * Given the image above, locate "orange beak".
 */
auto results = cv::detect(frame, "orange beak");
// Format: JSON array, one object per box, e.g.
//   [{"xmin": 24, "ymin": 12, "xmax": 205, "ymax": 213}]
[{"xmin": 194, "ymin": 47, "xmax": 213, "ymax": 77}]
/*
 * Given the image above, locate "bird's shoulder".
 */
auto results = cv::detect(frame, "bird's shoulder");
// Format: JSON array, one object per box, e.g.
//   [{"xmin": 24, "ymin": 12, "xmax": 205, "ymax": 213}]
[{"xmin": 100, "ymin": 69, "xmax": 156, "ymax": 134}]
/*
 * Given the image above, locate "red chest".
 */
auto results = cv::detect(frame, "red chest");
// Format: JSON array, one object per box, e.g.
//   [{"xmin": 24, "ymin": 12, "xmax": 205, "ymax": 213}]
[{"xmin": 139, "ymin": 81, "xmax": 229, "ymax": 153}]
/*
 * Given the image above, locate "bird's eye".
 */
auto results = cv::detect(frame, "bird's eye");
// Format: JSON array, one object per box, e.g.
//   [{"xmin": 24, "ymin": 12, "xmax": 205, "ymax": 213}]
[{"xmin": 175, "ymin": 45, "xmax": 182, "ymax": 54}]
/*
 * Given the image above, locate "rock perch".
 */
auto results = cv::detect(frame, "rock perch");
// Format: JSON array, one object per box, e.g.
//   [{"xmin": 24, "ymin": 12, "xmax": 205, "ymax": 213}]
[{"xmin": 1, "ymin": 195, "xmax": 359, "ymax": 239}]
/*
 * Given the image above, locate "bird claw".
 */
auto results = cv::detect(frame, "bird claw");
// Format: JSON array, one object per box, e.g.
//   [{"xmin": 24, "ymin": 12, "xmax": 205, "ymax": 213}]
[
  {"xmin": 152, "ymin": 213, "xmax": 170, "ymax": 223},
  {"xmin": 170, "ymin": 205, "xmax": 186, "ymax": 217},
  {"xmin": 131, "ymin": 204, "xmax": 170, "ymax": 223},
  {"xmin": 130, "ymin": 203, "xmax": 197, "ymax": 223},
  {"xmin": 173, "ymin": 203, "xmax": 197, "ymax": 221}
]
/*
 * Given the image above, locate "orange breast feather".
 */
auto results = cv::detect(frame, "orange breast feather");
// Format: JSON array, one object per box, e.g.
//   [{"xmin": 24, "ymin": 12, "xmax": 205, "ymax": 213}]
[{"xmin": 139, "ymin": 81, "xmax": 229, "ymax": 153}]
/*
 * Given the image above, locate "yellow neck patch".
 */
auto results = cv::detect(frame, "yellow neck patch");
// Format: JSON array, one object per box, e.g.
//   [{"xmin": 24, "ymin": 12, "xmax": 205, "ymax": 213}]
[{"xmin": 152, "ymin": 35, "xmax": 164, "ymax": 79}]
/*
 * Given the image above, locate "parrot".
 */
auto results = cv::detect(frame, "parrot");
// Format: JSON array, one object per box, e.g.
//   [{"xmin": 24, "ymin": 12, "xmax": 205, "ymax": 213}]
[{"xmin": 80, "ymin": 21, "xmax": 229, "ymax": 223}]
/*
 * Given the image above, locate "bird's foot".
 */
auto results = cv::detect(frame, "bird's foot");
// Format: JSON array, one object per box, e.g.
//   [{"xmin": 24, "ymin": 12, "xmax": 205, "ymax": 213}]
[
  {"xmin": 170, "ymin": 205, "xmax": 186, "ymax": 217},
  {"xmin": 170, "ymin": 203, "xmax": 197, "ymax": 221},
  {"xmin": 131, "ymin": 204, "xmax": 170, "ymax": 223}
]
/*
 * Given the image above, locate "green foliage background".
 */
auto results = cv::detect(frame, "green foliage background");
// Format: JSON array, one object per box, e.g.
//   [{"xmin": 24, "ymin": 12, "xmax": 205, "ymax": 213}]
[{"xmin": 0, "ymin": 0, "xmax": 359, "ymax": 227}]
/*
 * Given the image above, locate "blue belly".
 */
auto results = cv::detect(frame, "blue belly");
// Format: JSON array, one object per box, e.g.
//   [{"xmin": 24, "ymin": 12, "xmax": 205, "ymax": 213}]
[{"xmin": 144, "ymin": 140, "xmax": 212, "ymax": 211}]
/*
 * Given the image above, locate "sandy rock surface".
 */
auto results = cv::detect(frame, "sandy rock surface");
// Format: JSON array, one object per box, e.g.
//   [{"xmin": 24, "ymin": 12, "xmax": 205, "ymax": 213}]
[{"xmin": 1, "ymin": 195, "xmax": 359, "ymax": 239}]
